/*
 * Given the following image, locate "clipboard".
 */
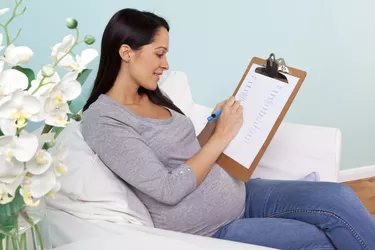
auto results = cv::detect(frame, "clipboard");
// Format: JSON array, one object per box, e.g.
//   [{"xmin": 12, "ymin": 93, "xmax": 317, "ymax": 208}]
[{"xmin": 216, "ymin": 53, "xmax": 307, "ymax": 182}]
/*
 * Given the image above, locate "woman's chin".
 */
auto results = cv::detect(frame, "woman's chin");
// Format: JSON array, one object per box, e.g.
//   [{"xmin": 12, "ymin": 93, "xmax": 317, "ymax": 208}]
[{"xmin": 142, "ymin": 82, "xmax": 158, "ymax": 91}]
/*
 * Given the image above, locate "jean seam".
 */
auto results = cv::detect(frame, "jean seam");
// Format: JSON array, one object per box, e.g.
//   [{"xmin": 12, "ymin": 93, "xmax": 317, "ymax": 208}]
[
  {"xmin": 268, "ymin": 209, "xmax": 368, "ymax": 250},
  {"xmin": 262, "ymin": 183, "xmax": 275, "ymax": 217},
  {"xmin": 302, "ymin": 247, "xmax": 335, "ymax": 250}
]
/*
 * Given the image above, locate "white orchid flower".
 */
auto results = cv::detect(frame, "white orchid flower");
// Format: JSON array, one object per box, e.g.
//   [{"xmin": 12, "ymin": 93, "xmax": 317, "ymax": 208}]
[
  {"xmin": 0, "ymin": 135, "xmax": 24, "ymax": 184},
  {"xmin": 42, "ymin": 71, "xmax": 80, "ymax": 126},
  {"xmin": 0, "ymin": 61, "xmax": 29, "ymax": 105},
  {"xmin": 0, "ymin": 44, "xmax": 33, "ymax": 66},
  {"xmin": 26, "ymin": 150, "xmax": 52, "ymax": 175},
  {"xmin": 44, "ymin": 102, "xmax": 71, "ymax": 127},
  {"xmin": 0, "ymin": 33, "xmax": 5, "ymax": 52},
  {"xmin": 21, "ymin": 168, "xmax": 56, "ymax": 206},
  {"xmin": 29, "ymin": 72, "xmax": 79, "ymax": 126},
  {"xmin": 0, "ymin": 8, "xmax": 9, "ymax": 16},
  {"xmin": 0, "ymin": 132, "xmax": 39, "ymax": 163},
  {"xmin": 0, "ymin": 172, "xmax": 26, "ymax": 204},
  {"xmin": 58, "ymin": 48, "xmax": 98, "ymax": 73},
  {"xmin": 0, "ymin": 189, "xmax": 15, "ymax": 204},
  {"xmin": 25, "ymin": 133, "xmax": 55, "ymax": 175},
  {"xmin": 19, "ymin": 187, "xmax": 39, "ymax": 206},
  {"xmin": 0, "ymin": 153, "xmax": 24, "ymax": 184},
  {"xmin": 28, "ymin": 68, "xmax": 61, "ymax": 97},
  {"xmin": 51, "ymin": 143, "xmax": 68, "ymax": 176},
  {"xmin": 0, "ymin": 89, "xmax": 41, "ymax": 128},
  {"xmin": 0, "ymin": 133, "xmax": 38, "ymax": 199},
  {"xmin": 48, "ymin": 71, "xmax": 81, "ymax": 105},
  {"xmin": 0, "ymin": 118, "xmax": 16, "ymax": 135},
  {"xmin": 29, "ymin": 97, "xmax": 71, "ymax": 126},
  {"xmin": 45, "ymin": 181, "xmax": 61, "ymax": 199},
  {"xmin": 22, "ymin": 142, "xmax": 67, "ymax": 204},
  {"xmin": 51, "ymin": 35, "xmax": 75, "ymax": 62},
  {"xmin": 0, "ymin": 64, "xmax": 31, "ymax": 135}
]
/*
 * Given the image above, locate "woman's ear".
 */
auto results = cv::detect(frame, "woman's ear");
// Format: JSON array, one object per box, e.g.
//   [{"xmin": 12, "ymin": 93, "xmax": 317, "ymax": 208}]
[{"xmin": 119, "ymin": 44, "xmax": 132, "ymax": 62}]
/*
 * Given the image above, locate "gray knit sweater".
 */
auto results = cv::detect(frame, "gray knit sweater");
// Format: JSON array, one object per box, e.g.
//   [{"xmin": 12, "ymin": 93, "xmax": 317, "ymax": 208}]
[{"xmin": 82, "ymin": 94, "xmax": 245, "ymax": 236}]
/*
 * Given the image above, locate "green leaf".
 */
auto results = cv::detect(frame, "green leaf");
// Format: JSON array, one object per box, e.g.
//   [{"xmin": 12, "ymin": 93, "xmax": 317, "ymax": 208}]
[
  {"xmin": 52, "ymin": 127, "xmax": 64, "ymax": 139},
  {"xmin": 0, "ymin": 130, "xmax": 3, "ymax": 136},
  {"xmin": 12, "ymin": 66, "xmax": 35, "ymax": 89},
  {"xmin": 0, "ymin": 188, "xmax": 25, "ymax": 217},
  {"xmin": 68, "ymin": 69, "xmax": 93, "ymax": 114},
  {"xmin": 77, "ymin": 69, "xmax": 92, "ymax": 86},
  {"xmin": 0, "ymin": 188, "xmax": 25, "ymax": 236}
]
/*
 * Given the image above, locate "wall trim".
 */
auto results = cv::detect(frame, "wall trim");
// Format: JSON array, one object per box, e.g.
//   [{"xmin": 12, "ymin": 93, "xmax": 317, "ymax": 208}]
[{"xmin": 339, "ymin": 165, "xmax": 375, "ymax": 182}]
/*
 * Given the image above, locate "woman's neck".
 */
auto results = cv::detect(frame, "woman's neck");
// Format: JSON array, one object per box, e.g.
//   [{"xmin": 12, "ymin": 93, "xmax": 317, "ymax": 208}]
[{"xmin": 107, "ymin": 70, "xmax": 145, "ymax": 106}]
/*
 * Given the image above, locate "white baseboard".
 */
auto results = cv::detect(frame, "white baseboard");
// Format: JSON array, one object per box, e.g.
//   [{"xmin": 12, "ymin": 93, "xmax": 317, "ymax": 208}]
[{"xmin": 339, "ymin": 165, "xmax": 375, "ymax": 182}]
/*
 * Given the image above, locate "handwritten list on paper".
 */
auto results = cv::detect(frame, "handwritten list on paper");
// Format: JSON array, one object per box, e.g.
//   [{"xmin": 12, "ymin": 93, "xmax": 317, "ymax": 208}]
[{"xmin": 223, "ymin": 64, "xmax": 300, "ymax": 169}]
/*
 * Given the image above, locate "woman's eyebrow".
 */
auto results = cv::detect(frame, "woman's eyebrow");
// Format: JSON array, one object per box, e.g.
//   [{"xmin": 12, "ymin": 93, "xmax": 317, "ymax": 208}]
[{"xmin": 155, "ymin": 46, "xmax": 168, "ymax": 51}]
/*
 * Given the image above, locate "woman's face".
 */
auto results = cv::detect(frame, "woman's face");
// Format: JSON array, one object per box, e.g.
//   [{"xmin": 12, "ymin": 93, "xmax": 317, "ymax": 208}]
[{"xmin": 126, "ymin": 27, "xmax": 170, "ymax": 90}]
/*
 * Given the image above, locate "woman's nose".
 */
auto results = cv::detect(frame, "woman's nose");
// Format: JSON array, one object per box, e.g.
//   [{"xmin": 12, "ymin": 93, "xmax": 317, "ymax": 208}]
[{"xmin": 161, "ymin": 57, "xmax": 169, "ymax": 70}]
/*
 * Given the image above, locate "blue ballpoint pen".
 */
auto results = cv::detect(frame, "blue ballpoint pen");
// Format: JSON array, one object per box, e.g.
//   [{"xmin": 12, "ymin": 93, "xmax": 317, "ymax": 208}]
[{"xmin": 207, "ymin": 109, "xmax": 222, "ymax": 122}]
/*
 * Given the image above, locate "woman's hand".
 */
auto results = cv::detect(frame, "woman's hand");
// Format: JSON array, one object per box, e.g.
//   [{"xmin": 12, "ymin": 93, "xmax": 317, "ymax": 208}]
[
  {"xmin": 210, "ymin": 99, "xmax": 226, "ymax": 126},
  {"xmin": 188, "ymin": 96, "xmax": 243, "ymax": 186},
  {"xmin": 212, "ymin": 100, "xmax": 226, "ymax": 114},
  {"xmin": 214, "ymin": 96, "xmax": 243, "ymax": 142}
]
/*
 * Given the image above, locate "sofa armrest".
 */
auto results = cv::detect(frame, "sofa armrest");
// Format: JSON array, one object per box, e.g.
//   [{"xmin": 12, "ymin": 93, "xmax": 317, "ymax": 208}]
[{"xmin": 253, "ymin": 122, "xmax": 342, "ymax": 182}]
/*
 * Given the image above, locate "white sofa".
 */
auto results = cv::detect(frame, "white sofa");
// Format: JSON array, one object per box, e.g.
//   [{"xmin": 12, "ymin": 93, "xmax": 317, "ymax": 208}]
[{"xmin": 46, "ymin": 71, "xmax": 342, "ymax": 250}]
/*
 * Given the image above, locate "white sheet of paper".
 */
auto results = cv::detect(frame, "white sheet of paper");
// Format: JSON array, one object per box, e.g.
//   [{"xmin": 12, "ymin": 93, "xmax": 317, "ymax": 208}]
[{"xmin": 223, "ymin": 64, "xmax": 300, "ymax": 169}]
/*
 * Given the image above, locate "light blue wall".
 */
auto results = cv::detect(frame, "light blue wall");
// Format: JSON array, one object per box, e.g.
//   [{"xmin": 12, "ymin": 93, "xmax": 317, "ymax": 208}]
[{"xmin": 4, "ymin": 0, "xmax": 375, "ymax": 170}]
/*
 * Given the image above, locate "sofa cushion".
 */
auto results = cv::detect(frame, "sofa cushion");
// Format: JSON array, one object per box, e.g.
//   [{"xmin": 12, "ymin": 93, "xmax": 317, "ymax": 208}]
[{"xmin": 46, "ymin": 120, "xmax": 154, "ymax": 227}]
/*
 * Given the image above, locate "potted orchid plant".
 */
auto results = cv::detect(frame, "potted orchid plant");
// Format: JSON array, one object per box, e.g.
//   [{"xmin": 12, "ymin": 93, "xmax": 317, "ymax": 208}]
[{"xmin": 0, "ymin": 1, "xmax": 98, "ymax": 249}]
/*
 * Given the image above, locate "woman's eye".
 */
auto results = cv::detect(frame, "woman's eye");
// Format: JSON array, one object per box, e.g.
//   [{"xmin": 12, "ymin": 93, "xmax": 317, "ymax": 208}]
[{"xmin": 157, "ymin": 53, "xmax": 164, "ymax": 58}]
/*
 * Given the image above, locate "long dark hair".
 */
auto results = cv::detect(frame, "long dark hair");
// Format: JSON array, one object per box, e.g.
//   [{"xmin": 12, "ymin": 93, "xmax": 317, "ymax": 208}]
[{"xmin": 83, "ymin": 8, "xmax": 184, "ymax": 115}]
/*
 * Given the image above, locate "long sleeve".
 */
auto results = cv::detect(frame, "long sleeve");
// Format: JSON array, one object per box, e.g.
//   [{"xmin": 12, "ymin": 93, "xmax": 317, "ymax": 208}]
[{"xmin": 87, "ymin": 119, "xmax": 197, "ymax": 206}]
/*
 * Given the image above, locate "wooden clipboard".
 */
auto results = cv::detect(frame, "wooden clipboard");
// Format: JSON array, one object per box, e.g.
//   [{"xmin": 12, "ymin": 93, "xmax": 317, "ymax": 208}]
[{"xmin": 216, "ymin": 54, "xmax": 307, "ymax": 182}]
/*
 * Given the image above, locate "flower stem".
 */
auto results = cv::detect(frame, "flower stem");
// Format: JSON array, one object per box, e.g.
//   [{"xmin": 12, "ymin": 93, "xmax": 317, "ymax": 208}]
[
  {"xmin": 19, "ymin": 233, "xmax": 26, "ymax": 250},
  {"xmin": 42, "ymin": 125, "xmax": 53, "ymax": 134},
  {"xmin": 5, "ymin": 237, "xmax": 9, "ymax": 250},
  {"xmin": 11, "ymin": 237, "xmax": 18, "ymax": 250},
  {"xmin": 31, "ymin": 81, "xmax": 55, "ymax": 95},
  {"xmin": 1, "ymin": 0, "xmax": 26, "ymax": 46},
  {"xmin": 19, "ymin": 209, "xmax": 44, "ymax": 250},
  {"xmin": 34, "ymin": 225, "xmax": 44, "ymax": 250},
  {"xmin": 9, "ymin": 28, "xmax": 22, "ymax": 45},
  {"xmin": 0, "ymin": 239, "xmax": 3, "ymax": 250}
]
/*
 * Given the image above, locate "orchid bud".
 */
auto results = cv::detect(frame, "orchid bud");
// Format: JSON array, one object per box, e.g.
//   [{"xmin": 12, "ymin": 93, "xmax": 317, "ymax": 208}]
[
  {"xmin": 42, "ymin": 65, "xmax": 55, "ymax": 77},
  {"xmin": 72, "ymin": 114, "xmax": 82, "ymax": 122},
  {"xmin": 45, "ymin": 139, "xmax": 57, "ymax": 149},
  {"xmin": 66, "ymin": 18, "xmax": 78, "ymax": 29},
  {"xmin": 84, "ymin": 35, "xmax": 95, "ymax": 45}
]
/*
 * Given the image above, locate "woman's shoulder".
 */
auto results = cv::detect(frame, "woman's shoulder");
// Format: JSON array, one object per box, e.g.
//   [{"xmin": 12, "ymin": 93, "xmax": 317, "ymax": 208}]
[
  {"xmin": 82, "ymin": 95, "xmax": 138, "ymax": 137},
  {"xmin": 82, "ymin": 95, "xmax": 110, "ymax": 127}
]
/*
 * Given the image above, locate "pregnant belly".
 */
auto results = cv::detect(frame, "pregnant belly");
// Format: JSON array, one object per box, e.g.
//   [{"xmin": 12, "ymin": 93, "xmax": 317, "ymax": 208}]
[{"xmin": 152, "ymin": 165, "xmax": 246, "ymax": 236}]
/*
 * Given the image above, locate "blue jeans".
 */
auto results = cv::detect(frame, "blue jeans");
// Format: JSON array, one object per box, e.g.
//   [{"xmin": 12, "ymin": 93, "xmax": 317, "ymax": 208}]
[{"xmin": 212, "ymin": 179, "xmax": 375, "ymax": 250}]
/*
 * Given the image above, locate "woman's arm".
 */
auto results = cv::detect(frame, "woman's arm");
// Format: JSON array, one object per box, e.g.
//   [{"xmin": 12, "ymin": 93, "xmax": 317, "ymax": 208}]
[
  {"xmin": 197, "ymin": 99, "xmax": 226, "ymax": 147},
  {"xmin": 188, "ymin": 96, "xmax": 243, "ymax": 186},
  {"xmin": 197, "ymin": 121, "xmax": 216, "ymax": 147}
]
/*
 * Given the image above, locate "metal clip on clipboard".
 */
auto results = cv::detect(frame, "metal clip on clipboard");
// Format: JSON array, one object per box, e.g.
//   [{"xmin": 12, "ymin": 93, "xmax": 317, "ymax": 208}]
[{"xmin": 255, "ymin": 53, "xmax": 290, "ymax": 83}]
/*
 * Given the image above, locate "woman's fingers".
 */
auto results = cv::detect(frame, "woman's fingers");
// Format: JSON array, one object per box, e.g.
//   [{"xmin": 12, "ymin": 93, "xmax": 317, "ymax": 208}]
[
  {"xmin": 232, "ymin": 101, "xmax": 240, "ymax": 111},
  {"xmin": 225, "ymin": 96, "xmax": 236, "ymax": 107}
]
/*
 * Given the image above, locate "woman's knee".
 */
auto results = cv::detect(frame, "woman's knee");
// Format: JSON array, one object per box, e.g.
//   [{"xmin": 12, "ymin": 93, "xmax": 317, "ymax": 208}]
[
  {"xmin": 324, "ymin": 182, "xmax": 359, "ymax": 203},
  {"xmin": 316, "ymin": 182, "xmax": 365, "ymax": 216}
]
